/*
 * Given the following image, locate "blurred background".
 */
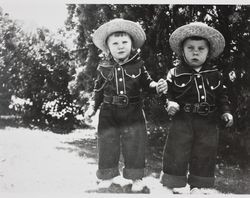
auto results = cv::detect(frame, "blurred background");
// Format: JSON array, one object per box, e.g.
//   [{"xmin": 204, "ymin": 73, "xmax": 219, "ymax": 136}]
[{"xmin": 0, "ymin": 3, "xmax": 250, "ymax": 170}]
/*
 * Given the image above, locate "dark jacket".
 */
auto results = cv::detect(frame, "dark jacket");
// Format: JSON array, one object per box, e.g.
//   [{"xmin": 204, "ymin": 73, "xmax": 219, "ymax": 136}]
[
  {"xmin": 92, "ymin": 53, "xmax": 154, "ymax": 112},
  {"xmin": 166, "ymin": 62, "xmax": 231, "ymax": 115}
]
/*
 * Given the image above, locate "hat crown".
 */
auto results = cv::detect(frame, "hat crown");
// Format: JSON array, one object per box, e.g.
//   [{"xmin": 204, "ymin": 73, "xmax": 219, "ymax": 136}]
[
  {"xmin": 92, "ymin": 18, "xmax": 146, "ymax": 54},
  {"xmin": 169, "ymin": 22, "xmax": 225, "ymax": 59},
  {"xmin": 189, "ymin": 22, "xmax": 208, "ymax": 27}
]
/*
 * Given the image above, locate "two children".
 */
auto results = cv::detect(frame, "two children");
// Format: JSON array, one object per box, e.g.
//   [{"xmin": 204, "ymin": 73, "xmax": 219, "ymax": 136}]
[
  {"xmin": 88, "ymin": 18, "xmax": 233, "ymax": 194},
  {"xmin": 87, "ymin": 18, "xmax": 168, "ymax": 192},
  {"xmin": 161, "ymin": 22, "xmax": 233, "ymax": 194}
]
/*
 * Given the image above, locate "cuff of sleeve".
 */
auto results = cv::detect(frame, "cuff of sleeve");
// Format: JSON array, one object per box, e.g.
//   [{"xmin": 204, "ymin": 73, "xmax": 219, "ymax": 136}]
[{"xmin": 149, "ymin": 81, "xmax": 158, "ymax": 88}]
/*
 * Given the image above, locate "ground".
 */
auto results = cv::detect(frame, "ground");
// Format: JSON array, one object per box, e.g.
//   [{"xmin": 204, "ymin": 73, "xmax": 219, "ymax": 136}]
[{"xmin": 0, "ymin": 116, "xmax": 250, "ymax": 197}]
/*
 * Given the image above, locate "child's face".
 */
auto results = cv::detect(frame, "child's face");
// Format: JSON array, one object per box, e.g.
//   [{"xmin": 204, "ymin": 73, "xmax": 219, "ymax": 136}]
[
  {"xmin": 107, "ymin": 33, "xmax": 132, "ymax": 63},
  {"xmin": 183, "ymin": 38, "xmax": 209, "ymax": 69}
]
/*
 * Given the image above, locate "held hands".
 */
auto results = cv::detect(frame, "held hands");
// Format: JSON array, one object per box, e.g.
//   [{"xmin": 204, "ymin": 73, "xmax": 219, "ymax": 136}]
[
  {"xmin": 221, "ymin": 113, "xmax": 233, "ymax": 127},
  {"xmin": 156, "ymin": 79, "xmax": 168, "ymax": 94},
  {"xmin": 166, "ymin": 100, "xmax": 180, "ymax": 116}
]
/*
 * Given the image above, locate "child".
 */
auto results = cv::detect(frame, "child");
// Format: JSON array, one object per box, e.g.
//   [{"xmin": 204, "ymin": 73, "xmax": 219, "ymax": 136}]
[
  {"xmin": 161, "ymin": 22, "xmax": 233, "ymax": 194},
  {"xmin": 86, "ymin": 18, "xmax": 168, "ymax": 192}
]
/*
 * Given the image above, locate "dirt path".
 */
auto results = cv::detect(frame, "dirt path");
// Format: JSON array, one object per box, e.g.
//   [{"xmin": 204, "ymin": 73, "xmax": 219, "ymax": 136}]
[
  {"xmin": 0, "ymin": 127, "xmax": 98, "ymax": 193},
  {"xmin": 0, "ymin": 125, "xmax": 249, "ymax": 197},
  {"xmin": 0, "ymin": 126, "xmax": 171, "ymax": 195}
]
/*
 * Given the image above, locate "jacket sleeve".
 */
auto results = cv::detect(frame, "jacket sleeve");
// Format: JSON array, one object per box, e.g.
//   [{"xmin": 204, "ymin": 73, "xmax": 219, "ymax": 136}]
[
  {"xmin": 139, "ymin": 65, "xmax": 157, "ymax": 93},
  {"xmin": 216, "ymin": 72, "xmax": 231, "ymax": 114},
  {"xmin": 91, "ymin": 70, "xmax": 105, "ymax": 112},
  {"xmin": 165, "ymin": 68, "xmax": 175, "ymax": 101}
]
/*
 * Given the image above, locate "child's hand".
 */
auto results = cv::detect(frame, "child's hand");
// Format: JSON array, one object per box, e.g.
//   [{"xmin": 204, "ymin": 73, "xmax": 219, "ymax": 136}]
[
  {"xmin": 221, "ymin": 113, "xmax": 233, "ymax": 127},
  {"xmin": 156, "ymin": 79, "xmax": 168, "ymax": 94},
  {"xmin": 166, "ymin": 101, "xmax": 180, "ymax": 116},
  {"xmin": 84, "ymin": 107, "xmax": 96, "ymax": 124}
]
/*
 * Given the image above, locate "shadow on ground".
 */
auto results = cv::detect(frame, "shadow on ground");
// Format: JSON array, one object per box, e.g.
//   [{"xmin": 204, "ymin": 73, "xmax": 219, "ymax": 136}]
[
  {"xmin": 59, "ymin": 129, "xmax": 250, "ymax": 194},
  {"xmin": 66, "ymin": 138, "xmax": 98, "ymax": 160},
  {"xmin": 85, "ymin": 183, "xmax": 150, "ymax": 194}
]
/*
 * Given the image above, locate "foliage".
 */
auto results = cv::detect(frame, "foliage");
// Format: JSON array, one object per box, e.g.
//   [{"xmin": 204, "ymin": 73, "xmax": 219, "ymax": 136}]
[
  {"xmin": 1, "ymin": 4, "xmax": 250, "ymax": 162},
  {"xmin": 66, "ymin": 4, "xmax": 250, "ymax": 164},
  {"xmin": 0, "ymin": 10, "xmax": 83, "ymax": 133}
]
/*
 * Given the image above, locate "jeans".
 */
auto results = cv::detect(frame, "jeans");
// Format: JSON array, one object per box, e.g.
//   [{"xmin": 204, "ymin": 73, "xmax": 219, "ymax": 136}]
[
  {"xmin": 161, "ymin": 112, "xmax": 219, "ymax": 188},
  {"xmin": 96, "ymin": 102, "xmax": 147, "ymax": 180}
]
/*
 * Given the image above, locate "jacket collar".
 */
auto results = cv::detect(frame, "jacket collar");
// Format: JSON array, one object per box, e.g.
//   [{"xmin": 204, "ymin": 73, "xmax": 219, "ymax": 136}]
[
  {"xmin": 98, "ymin": 51, "xmax": 141, "ymax": 68},
  {"xmin": 175, "ymin": 61, "xmax": 218, "ymax": 76},
  {"xmin": 115, "ymin": 51, "xmax": 141, "ymax": 67}
]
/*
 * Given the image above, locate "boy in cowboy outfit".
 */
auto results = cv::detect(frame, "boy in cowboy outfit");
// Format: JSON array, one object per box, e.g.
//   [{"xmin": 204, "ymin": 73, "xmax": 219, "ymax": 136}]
[
  {"xmin": 161, "ymin": 22, "xmax": 233, "ymax": 194},
  {"xmin": 86, "ymin": 18, "xmax": 168, "ymax": 192}
]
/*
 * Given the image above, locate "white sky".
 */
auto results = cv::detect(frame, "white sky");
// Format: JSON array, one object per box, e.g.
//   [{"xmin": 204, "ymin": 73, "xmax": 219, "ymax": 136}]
[
  {"xmin": 0, "ymin": 0, "xmax": 248, "ymax": 32},
  {"xmin": 0, "ymin": 0, "xmax": 68, "ymax": 31}
]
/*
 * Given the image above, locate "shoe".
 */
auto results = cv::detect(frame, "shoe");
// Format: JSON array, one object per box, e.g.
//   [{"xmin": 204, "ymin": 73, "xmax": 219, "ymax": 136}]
[
  {"xmin": 172, "ymin": 185, "xmax": 190, "ymax": 194},
  {"xmin": 190, "ymin": 187, "xmax": 220, "ymax": 194},
  {"xmin": 97, "ymin": 179, "xmax": 113, "ymax": 188},
  {"xmin": 161, "ymin": 186, "xmax": 173, "ymax": 194},
  {"xmin": 131, "ymin": 179, "xmax": 145, "ymax": 192},
  {"xmin": 112, "ymin": 175, "xmax": 131, "ymax": 186}
]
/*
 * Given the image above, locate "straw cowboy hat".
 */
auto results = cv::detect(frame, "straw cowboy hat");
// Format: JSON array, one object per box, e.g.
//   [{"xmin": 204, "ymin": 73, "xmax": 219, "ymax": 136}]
[
  {"xmin": 169, "ymin": 22, "xmax": 225, "ymax": 59},
  {"xmin": 92, "ymin": 18, "xmax": 146, "ymax": 54}
]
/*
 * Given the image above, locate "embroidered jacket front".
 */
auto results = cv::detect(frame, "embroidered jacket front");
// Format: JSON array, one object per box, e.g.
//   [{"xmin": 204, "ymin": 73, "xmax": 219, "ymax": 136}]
[
  {"xmin": 92, "ymin": 53, "xmax": 153, "ymax": 111},
  {"xmin": 166, "ymin": 62, "xmax": 231, "ymax": 114}
]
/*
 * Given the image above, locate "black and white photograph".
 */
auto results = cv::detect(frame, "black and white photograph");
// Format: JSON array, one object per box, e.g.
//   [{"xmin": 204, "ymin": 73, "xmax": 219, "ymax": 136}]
[{"xmin": 0, "ymin": 0, "xmax": 250, "ymax": 197}]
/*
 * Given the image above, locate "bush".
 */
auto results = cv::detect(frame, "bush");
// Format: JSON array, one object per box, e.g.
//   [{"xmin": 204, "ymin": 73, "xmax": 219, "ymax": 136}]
[{"xmin": 0, "ymin": 11, "xmax": 86, "ymax": 132}]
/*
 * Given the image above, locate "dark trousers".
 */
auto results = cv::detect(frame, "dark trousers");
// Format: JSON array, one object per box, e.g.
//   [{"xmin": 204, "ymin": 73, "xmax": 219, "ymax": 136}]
[
  {"xmin": 161, "ymin": 112, "xmax": 218, "ymax": 188},
  {"xmin": 96, "ymin": 102, "xmax": 147, "ymax": 180}
]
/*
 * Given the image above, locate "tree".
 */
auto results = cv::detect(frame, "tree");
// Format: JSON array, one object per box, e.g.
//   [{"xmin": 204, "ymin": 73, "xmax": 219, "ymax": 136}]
[
  {"xmin": 66, "ymin": 4, "xmax": 250, "ymax": 164},
  {"xmin": 0, "ymin": 8, "xmax": 81, "ymax": 132}
]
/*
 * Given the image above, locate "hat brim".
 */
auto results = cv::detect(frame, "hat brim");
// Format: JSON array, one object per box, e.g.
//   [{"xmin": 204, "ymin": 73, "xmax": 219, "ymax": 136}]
[
  {"xmin": 92, "ymin": 19, "xmax": 146, "ymax": 53},
  {"xmin": 169, "ymin": 23, "xmax": 225, "ymax": 59}
]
